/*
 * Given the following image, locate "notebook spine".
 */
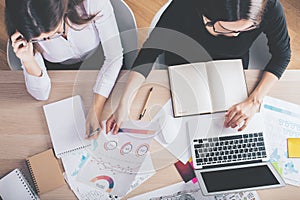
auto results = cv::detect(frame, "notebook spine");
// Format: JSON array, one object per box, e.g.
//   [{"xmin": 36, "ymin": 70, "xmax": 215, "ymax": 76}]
[
  {"xmin": 15, "ymin": 169, "xmax": 39, "ymax": 200},
  {"xmin": 26, "ymin": 159, "xmax": 40, "ymax": 194},
  {"xmin": 58, "ymin": 144, "xmax": 91, "ymax": 156}
]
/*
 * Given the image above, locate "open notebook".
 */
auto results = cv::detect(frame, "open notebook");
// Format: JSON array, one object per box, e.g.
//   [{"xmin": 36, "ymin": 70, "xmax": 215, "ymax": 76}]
[
  {"xmin": 43, "ymin": 95, "xmax": 90, "ymax": 158},
  {"xmin": 0, "ymin": 169, "xmax": 39, "ymax": 200},
  {"xmin": 168, "ymin": 59, "xmax": 248, "ymax": 117}
]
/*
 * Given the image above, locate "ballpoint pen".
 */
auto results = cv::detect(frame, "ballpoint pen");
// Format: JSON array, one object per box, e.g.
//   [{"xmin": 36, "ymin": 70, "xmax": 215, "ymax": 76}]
[
  {"xmin": 139, "ymin": 87, "xmax": 154, "ymax": 120},
  {"xmin": 88, "ymin": 127, "xmax": 100, "ymax": 137}
]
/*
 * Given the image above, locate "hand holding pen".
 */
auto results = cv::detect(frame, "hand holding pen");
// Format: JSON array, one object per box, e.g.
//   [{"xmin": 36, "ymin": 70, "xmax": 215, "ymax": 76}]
[{"xmin": 85, "ymin": 107, "xmax": 103, "ymax": 139}]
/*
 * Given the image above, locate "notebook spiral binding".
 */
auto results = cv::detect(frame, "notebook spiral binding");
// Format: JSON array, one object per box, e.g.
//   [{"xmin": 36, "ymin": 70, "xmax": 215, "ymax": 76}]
[
  {"xmin": 58, "ymin": 144, "xmax": 91, "ymax": 156},
  {"xmin": 26, "ymin": 159, "xmax": 40, "ymax": 194},
  {"xmin": 15, "ymin": 169, "xmax": 38, "ymax": 200}
]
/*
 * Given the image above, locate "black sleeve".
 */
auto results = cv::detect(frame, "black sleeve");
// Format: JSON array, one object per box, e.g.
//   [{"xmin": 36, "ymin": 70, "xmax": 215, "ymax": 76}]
[
  {"xmin": 131, "ymin": 0, "xmax": 184, "ymax": 77},
  {"xmin": 263, "ymin": 0, "xmax": 291, "ymax": 79}
]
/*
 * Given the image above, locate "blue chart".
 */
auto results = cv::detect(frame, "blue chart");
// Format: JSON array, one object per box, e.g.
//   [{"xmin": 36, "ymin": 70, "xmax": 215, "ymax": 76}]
[{"xmin": 71, "ymin": 154, "xmax": 90, "ymax": 176}]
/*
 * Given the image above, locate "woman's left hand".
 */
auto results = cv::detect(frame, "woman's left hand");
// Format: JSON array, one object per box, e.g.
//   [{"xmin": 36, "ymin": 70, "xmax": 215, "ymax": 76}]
[{"xmin": 224, "ymin": 97, "xmax": 261, "ymax": 131}]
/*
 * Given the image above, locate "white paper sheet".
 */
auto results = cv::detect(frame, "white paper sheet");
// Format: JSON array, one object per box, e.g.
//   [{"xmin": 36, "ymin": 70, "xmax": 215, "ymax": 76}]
[
  {"xmin": 127, "ymin": 154, "xmax": 156, "ymax": 194},
  {"xmin": 62, "ymin": 152, "xmax": 155, "ymax": 200},
  {"xmin": 43, "ymin": 95, "xmax": 90, "ymax": 158},
  {"xmin": 261, "ymin": 96, "xmax": 300, "ymax": 186},
  {"xmin": 61, "ymin": 120, "xmax": 157, "ymax": 199},
  {"xmin": 128, "ymin": 181, "xmax": 260, "ymax": 200},
  {"xmin": 64, "ymin": 173, "xmax": 117, "ymax": 200},
  {"xmin": 75, "ymin": 125, "xmax": 155, "ymax": 197},
  {"xmin": 152, "ymin": 100, "xmax": 192, "ymax": 164}
]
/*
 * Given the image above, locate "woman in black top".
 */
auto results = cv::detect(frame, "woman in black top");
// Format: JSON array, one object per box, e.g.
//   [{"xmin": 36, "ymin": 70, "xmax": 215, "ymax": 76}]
[{"xmin": 106, "ymin": 0, "xmax": 291, "ymax": 133}]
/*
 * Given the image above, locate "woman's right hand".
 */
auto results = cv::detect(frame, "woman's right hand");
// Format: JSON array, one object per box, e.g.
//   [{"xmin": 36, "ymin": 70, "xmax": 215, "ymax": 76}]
[
  {"xmin": 11, "ymin": 32, "xmax": 35, "ymax": 63},
  {"xmin": 106, "ymin": 104, "xmax": 129, "ymax": 135},
  {"xmin": 106, "ymin": 71, "xmax": 146, "ymax": 134}
]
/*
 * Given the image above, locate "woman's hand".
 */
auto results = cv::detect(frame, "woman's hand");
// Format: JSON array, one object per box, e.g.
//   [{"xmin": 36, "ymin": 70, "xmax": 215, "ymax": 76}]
[
  {"xmin": 224, "ymin": 71, "xmax": 278, "ymax": 131},
  {"xmin": 11, "ymin": 31, "xmax": 43, "ymax": 77},
  {"xmin": 106, "ymin": 71, "xmax": 146, "ymax": 134},
  {"xmin": 85, "ymin": 106, "xmax": 103, "ymax": 139},
  {"xmin": 106, "ymin": 104, "xmax": 129, "ymax": 135},
  {"xmin": 85, "ymin": 94, "xmax": 106, "ymax": 139},
  {"xmin": 11, "ymin": 32, "xmax": 35, "ymax": 63},
  {"xmin": 224, "ymin": 97, "xmax": 261, "ymax": 131}
]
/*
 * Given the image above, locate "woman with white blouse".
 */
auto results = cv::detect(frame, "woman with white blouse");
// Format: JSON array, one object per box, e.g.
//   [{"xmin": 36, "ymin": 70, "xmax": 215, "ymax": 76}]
[{"xmin": 5, "ymin": 0, "xmax": 123, "ymax": 138}]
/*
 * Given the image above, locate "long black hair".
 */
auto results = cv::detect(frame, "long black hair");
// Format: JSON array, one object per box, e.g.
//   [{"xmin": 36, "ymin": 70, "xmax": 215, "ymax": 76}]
[
  {"xmin": 194, "ymin": 0, "xmax": 267, "ymax": 23},
  {"xmin": 5, "ymin": 0, "xmax": 96, "ymax": 41}
]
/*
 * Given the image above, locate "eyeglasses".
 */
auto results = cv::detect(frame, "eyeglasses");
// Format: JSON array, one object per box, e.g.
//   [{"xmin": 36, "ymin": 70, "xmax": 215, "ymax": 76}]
[
  {"xmin": 204, "ymin": 20, "xmax": 259, "ymax": 34},
  {"xmin": 30, "ymin": 18, "xmax": 66, "ymax": 43}
]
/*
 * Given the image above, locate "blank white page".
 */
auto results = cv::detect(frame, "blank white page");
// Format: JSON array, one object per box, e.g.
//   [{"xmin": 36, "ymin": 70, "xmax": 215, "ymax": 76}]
[
  {"xmin": 206, "ymin": 60, "xmax": 248, "ymax": 112},
  {"xmin": 43, "ymin": 96, "xmax": 90, "ymax": 158},
  {"xmin": 168, "ymin": 62, "xmax": 212, "ymax": 117}
]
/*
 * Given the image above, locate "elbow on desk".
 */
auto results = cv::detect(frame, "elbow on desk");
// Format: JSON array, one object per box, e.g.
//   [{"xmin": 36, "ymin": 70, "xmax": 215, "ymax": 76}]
[
  {"xmin": 26, "ymin": 84, "xmax": 51, "ymax": 101},
  {"xmin": 28, "ymin": 89, "xmax": 51, "ymax": 101}
]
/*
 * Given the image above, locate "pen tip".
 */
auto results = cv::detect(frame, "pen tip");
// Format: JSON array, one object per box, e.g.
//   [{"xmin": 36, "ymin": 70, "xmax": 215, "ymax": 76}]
[{"xmin": 150, "ymin": 87, "xmax": 153, "ymax": 91}]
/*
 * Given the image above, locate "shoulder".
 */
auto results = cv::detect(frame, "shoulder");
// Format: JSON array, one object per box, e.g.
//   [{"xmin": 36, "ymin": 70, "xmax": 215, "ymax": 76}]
[
  {"xmin": 83, "ymin": 0, "xmax": 112, "ymax": 15},
  {"xmin": 167, "ymin": 0, "xmax": 194, "ymax": 12},
  {"xmin": 263, "ymin": 0, "xmax": 285, "ymax": 21},
  {"xmin": 157, "ymin": 0, "xmax": 197, "ymax": 25}
]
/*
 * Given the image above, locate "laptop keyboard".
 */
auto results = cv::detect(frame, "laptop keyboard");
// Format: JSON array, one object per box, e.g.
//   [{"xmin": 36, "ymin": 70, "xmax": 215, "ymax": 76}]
[{"xmin": 193, "ymin": 132, "xmax": 267, "ymax": 167}]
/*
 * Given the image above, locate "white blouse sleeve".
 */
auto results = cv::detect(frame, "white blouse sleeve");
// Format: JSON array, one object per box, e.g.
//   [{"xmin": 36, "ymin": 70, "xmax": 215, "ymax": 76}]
[
  {"xmin": 22, "ymin": 52, "xmax": 51, "ymax": 100},
  {"xmin": 88, "ymin": 0, "xmax": 124, "ymax": 98}
]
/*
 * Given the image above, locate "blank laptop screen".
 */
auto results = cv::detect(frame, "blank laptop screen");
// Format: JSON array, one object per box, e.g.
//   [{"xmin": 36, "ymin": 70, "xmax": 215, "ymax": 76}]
[{"xmin": 201, "ymin": 165, "xmax": 280, "ymax": 192}]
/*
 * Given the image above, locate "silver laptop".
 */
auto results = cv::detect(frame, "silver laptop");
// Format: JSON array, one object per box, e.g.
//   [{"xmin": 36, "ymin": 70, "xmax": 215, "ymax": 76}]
[{"xmin": 187, "ymin": 113, "xmax": 285, "ymax": 196}]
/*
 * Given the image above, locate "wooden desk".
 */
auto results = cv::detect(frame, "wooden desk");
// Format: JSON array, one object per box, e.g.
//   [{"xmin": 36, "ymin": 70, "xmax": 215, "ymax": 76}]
[{"xmin": 0, "ymin": 70, "xmax": 300, "ymax": 200}]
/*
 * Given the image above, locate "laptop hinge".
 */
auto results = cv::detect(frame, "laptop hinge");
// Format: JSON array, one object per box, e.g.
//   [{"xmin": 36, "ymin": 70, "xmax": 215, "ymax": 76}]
[{"xmin": 202, "ymin": 160, "xmax": 263, "ymax": 169}]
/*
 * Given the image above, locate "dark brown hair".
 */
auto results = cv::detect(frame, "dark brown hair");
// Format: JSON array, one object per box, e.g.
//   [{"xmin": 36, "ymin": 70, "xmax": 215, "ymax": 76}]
[
  {"xmin": 195, "ymin": 0, "xmax": 268, "ymax": 24},
  {"xmin": 5, "ymin": 0, "xmax": 96, "ymax": 41}
]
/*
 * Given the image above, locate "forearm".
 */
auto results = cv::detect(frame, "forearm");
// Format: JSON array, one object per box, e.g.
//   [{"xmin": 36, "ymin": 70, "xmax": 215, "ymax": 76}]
[
  {"xmin": 22, "ymin": 59, "xmax": 43, "ymax": 77},
  {"xmin": 21, "ymin": 53, "xmax": 51, "ymax": 100},
  {"xmin": 93, "ymin": 93, "xmax": 107, "ymax": 115},
  {"xmin": 118, "ymin": 71, "xmax": 146, "ymax": 110},
  {"xmin": 248, "ymin": 71, "xmax": 278, "ymax": 104}
]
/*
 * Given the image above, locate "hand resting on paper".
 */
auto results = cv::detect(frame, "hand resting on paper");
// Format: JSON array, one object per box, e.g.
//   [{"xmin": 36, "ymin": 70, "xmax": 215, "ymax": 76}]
[
  {"xmin": 106, "ymin": 103, "xmax": 129, "ymax": 135},
  {"xmin": 224, "ymin": 97, "xmax": 261, "ymax": 131}
]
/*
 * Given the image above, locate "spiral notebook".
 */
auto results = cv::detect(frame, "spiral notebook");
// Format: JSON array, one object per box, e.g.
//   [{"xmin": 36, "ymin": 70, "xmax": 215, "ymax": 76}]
[
  {"xmin": 0, "ymin": 169, "xmax": 39, "ymax": 200},
  {"xmin": 26, "ymin": 149, "xmax": 65, "ymax": 194},
  {"xmin": 43, "ymin": 95, "xmax": 91, "ymax": 158}
]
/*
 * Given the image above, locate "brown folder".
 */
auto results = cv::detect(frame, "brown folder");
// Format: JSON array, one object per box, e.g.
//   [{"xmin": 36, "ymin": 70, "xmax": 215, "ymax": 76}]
[{"xmin": 26, "ymin": 149, "xmax": 65, "ymax": 194}]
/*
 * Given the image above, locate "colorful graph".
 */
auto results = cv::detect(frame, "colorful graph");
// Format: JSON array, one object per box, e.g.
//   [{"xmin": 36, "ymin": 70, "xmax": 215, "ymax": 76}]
[
  {"xmin": 90, "ymin": 175, "xmax": 114, "ymax": 193},
  {"xmin": 135, "ymin": 144, "xmax": 149, "ymax": 157},
  {"xmin": 104, "ymin": 140, "xmax": 118, "ymax": 151},
  {"xmin": 120, "ymin": 142, "xmax": 133, "ymax": 155}
]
